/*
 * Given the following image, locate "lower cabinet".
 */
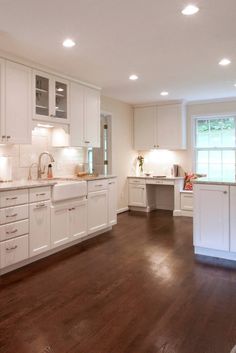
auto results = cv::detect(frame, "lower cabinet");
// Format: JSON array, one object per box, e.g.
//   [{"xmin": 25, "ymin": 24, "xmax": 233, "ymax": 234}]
[
  {"xmin": 88, "ymin": 190, "xmax": 108, "ymax": 234},
  {"xmin": 230, "ymin": 186, "xmax": 236, "ymax": 252},
  {"xmin": 128, "ymin": 181, "xmax": 147, "ymax": 207},
  {"xmin": 108, "ymin": 179, "xmax": 117, "ymax": 226},
  {"xmin": 51, "ymin": 198, "xmax": 87, "ymax": 249},
  {"xmin": 29, "ymin": 200, "xmax": 51, "ymax": 257},
  {"xmin": 0, "ymin": 234, "xmax": 28, "ymax": 268},
  {"xmin": 194, "ymin": 184, "xmax": 229, "ymax": 251}
]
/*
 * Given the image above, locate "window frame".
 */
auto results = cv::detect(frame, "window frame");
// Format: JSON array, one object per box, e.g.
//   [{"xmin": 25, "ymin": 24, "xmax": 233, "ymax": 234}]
[{"xmin": 192, "ymin": 113, "xmax": 236, "ymax": 176}]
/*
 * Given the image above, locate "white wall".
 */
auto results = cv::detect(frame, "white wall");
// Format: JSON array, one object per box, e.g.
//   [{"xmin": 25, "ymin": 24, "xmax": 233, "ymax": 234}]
[{"xmin": 101, "ymin": 96, "xmax": 136, "ymax": 212}]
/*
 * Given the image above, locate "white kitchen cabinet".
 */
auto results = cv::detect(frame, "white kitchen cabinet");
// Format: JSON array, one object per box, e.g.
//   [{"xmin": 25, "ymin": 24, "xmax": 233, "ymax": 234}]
[
  {"xmin": 69, "ymin": 199, "xmax": 87, "ymax": 240},
  {"xmin": 88, "ymin": 190, "xmax": 108, "ymax": 234},
  {"xmin": 0, "ymin": 59, "xmax": 5, "ymax": 143},
  {"xmin": 128, "ymin": 179, "xmax": 147, "ymax": 207},
  {"xmin": 29, "ymin": 201, "xmax": 51, "ymax": 257},
  {"xmin": 134, "ymin": 106, "xmax": 156, "ymax": 150},
  {"xmin": 157, "ymin": 104, "xmax": 186, "ymax": 149},
  {"xmin": 193, "ymin": 184, "xmax": 229, "ymax": 251},
  {"xmin": 3, "ymin": 61, "xmax": 32, "ymax": 144},
  {"xmin": 51, "ymin": 203, "xmax": 70, "ymax": 248},
  {"xmin": 33, "ymin": 70, "xmax": 69, "ymax": 123},
  {"xmin": 0, "ymin": 234, "xmax": 28, "ymax": 268},
  {"xmin": 230, "ymin": 186, "xmax": 236, "ymax": 252},
  {"xmin": 133, "ymin": 103, "xmax": 186, "ymax": 151},
  {"xmin": 70, "ymin": 82, "xmax": 100, "ymax": 147},
  {"xmin": 108, "ymin": 179, "xmax": 117, "ymax": 226}
]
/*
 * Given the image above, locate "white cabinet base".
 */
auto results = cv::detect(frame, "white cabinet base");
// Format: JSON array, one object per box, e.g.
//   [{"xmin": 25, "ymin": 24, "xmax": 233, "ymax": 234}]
[{"xmin": 195, "ymin": 246, "xmax": 236, "ymax": 261}]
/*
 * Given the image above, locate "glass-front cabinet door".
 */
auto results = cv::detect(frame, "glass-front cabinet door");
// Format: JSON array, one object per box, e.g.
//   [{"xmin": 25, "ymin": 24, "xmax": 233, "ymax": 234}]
[
  {"xmin": 34, "ymin": 71, "xmax": 69, "ymax": 122},
  {"xmin": 35, "ymin": 74, "xmax": 50, "ymax": 118},
  {"xmin": 55, "ymin": 80, "xmax": 68, "ymax": 119}
]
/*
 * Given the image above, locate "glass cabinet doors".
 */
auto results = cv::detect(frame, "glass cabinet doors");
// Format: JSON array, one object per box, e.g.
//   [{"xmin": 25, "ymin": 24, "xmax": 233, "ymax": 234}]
[{"xmin": 34, "ymin": 71, "xmax": 69, "ymax": 122}]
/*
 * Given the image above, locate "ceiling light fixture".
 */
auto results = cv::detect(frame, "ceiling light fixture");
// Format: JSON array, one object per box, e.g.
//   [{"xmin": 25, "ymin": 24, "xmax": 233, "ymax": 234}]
[
  {"xmin": 129, "ymin": 74, "xmax": 138, "ymax": 81},
  {"xmin": 182, "ymin": 5, "xmax": 199, "ymax": 15},
  {"xmin": 219, "ymin": 58, "xmax": 231, "ymax": 66},
  {"xmin": 62, "ymin": 38, "xmax": 76, "ymax": 48},
  {"xmin": 160, "ymin": 91, "xmax": 169, "ymax": 96}
]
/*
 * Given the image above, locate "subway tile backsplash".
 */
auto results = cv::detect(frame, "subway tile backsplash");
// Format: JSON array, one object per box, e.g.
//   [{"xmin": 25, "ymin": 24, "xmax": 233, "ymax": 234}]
[{"xmin": 0, "ymin": 128, "xmax": 87, "ymax": 180}]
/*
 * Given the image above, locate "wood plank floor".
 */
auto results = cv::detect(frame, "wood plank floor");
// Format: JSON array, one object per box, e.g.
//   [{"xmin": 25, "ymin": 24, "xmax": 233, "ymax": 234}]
[{"xmin": 0, "ymin": 210, "xmax": 236, "ymax": 353}]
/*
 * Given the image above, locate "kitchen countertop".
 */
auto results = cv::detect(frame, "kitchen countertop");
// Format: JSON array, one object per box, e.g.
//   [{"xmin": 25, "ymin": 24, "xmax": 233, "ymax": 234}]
[
  {"xmin": 128, "ymin": 176, "xmax": 184, "ymax": 180},
  {"xmin": 193, "ymin": 177, "xmax": 236, "ymax": 186},
  {"xmin": 0, "ymin": 175, "xmax": 117, "ymax": 191}
]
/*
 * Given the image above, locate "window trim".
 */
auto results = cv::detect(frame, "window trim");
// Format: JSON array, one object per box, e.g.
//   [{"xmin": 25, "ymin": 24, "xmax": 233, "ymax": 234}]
[{"xmin": 192, "ymin": 112, "xmax": 236, "ymax": 173}]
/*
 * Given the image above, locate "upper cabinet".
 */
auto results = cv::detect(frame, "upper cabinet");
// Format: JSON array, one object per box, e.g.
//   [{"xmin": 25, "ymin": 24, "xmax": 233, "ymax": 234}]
[
  {"xmin": 70, "ymin": 82, "xmax": 100, "ymax": 148},
  {"xmin": 133, "ymin": 103, "xmax": 186, "ymax": 150},
  {"xmin": 0, "ymin": 60, "xmax": 32, "ymax": 144},
  {"xmin": 34, "ymin": 71, "xmax": 69, "ymax": 123}
]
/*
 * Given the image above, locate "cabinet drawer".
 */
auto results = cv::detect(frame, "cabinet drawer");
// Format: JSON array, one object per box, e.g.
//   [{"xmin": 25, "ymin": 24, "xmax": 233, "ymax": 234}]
[
  {"xmin": 0, "ymin": 189, "xmax": 28, "ymax": 208},
  {"xmin": 0, "ymin": 219, "xmax": 29, "ymax": 241},
  {"xmin": 29, "ymin": 187, "xmax": 51, "ymax": 203},
  {"xmin": 0, "ymin": 234, "xmax": 28, "ymax": 268},
  {"xmin": 129, "ymin": 178, "xmax": 146, "ymax": 185},
  {"xmin": 88, "ymin": 179, "xmax": 108, "ymax": 192},
  {"xmin": 0, "ymin": 204, "xmax": 28, "ymax": 225},
  {"xmin": 146, "ymin": 179, "xmax": 174, "ymax": 186},
  {"xmin": 181, "ymin": 193, "xmax": 193, "ymax": 211}
]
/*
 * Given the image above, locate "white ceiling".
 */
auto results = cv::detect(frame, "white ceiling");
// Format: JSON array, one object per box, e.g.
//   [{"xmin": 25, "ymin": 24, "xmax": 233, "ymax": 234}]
[{"xmin": 0, "ymin": 0, "xmax": 236, "ymax": 104}]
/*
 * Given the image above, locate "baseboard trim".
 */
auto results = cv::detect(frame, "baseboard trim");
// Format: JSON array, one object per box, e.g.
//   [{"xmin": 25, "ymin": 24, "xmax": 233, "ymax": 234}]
[
  {"xmin": 195, "ymin": 246, "xmax": 236, "ymax": 261},
  {"xmin": 117, "ymin": 207, "xmax": 129, "ymax": 214}
]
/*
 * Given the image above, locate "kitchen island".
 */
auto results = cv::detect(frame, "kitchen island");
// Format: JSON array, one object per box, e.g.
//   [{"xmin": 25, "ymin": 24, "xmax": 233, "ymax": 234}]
[{"xmin": 193, "ymin": 178, "xmax": 236, "ymax": 261}]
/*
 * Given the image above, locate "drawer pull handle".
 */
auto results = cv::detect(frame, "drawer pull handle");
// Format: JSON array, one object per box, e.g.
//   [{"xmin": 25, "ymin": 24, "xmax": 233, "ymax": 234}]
[
  {"xmin": 109, "ymin": 182, "xmax": 115, "ymax": 185},
  {"xmin": 6, "ymin": 197, "xmax": 18, "ymax": 200},
  {"xmin": 6, "ymin": 213, "xmax": 18, "ymax": 218},
  {"xmin": 36, "ymin": 193, "xmax": 46, "ymax": 196},
  {"xmin": 68, "ymin": 208, "xmax": 75, "ymax": 211},
  {"xmin": 35, "ymin": 203, "xmax": 46, "ymax": 208},
  {"xmin": 84, "ymin": 141, "xmax": 90, "ymax": 144},
  {"xmin": 95, "ymin": 184, "xmax": 103, "ymax": 187},
  {"xmin": 6, "ymin": 245, "xmax": 18, "ymax": 251},
  {"xmin": 6, "ymin": 229, "xmax": 18, "ymax": 234}
]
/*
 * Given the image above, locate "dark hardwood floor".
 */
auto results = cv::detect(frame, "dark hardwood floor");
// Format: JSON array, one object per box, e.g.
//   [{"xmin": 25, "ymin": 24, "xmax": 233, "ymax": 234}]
[{"xmin": 1, "ymin": 210, "xmax": 236, "ymax": 353}]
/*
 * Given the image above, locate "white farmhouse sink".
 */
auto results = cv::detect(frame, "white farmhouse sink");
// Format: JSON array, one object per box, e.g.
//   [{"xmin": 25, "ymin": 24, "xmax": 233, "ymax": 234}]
[{"xmin": 52, "ymin": 180, "xmax": 87, "ymax": 202}]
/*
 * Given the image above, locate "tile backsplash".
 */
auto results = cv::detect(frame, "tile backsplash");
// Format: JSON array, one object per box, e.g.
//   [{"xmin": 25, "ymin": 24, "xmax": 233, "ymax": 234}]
[{"xmin": 0, "ymin": 127, "xmax": 87, "ymax": 180}]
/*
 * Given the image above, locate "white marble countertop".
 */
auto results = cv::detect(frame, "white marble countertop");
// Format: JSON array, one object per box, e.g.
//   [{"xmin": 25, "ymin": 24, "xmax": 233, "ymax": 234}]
[
  {"xmin": 0, "ymin": 175, "xmax": 117, "ymax": 191},
  {"xmin": 128, "ymin": 175, "xmax": 184, "ymax": 180},
  {"xmin": 193, "ymin": 177, "xmax": 236, "ymax": 185}
]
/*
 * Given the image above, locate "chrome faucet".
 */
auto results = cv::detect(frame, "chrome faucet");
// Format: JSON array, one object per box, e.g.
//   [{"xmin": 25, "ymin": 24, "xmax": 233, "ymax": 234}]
[{"xmin": 38, "ymin": 152, "xmax": 55, "ymax": 179}]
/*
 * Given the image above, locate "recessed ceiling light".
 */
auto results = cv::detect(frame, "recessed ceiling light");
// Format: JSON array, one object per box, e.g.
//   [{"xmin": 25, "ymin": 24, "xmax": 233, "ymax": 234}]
[
  {"xmin": 160, "ymin": 91, "xmax": 169, "ymax": 96},
  {"xmin": 62, "ymin": 38, "xmax": 76, "ymax": 48},
  {"xmin": 234, "ymin": 83, "xmax": 236, "ymax": 87},
  {"xmin": 219, "ymin": 58, "xmax": 231, "ymax": 66},
  {"xmin": 129, "ymin": 74, "xmax": 138, "ymax": 81},
  {"xmin": 182, "ymin": 5, "xmax": 199, "ymax": 15}
]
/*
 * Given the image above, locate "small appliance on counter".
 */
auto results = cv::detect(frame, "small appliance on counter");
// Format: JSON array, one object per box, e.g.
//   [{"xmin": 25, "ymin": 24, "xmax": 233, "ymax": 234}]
[
  {"xmin": 172, "ymin": 164, "xmax": 179, "ymax": 177},
  {"xmin": 0, "ymin": 156, "xmax": 12, "ymax": 182}
]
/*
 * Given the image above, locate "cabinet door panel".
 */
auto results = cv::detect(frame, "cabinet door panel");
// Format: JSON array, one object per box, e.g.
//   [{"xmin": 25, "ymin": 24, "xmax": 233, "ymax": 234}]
[
  {"xmin": 69, "ymin": 200, "xmax": 87, "ymax": 239},
  {"xmin": 108, "ymin": 179, "xmax": 117, "ymax": 226},
  {"xmin": 134, "ymin": 106, "xmax": 156, "ymax": 150},
  {"xmin": 88, "ymin": 190, "xmax": 108, "ymax": 234},
  {"xmin": 5, "ymin": 61, "xmax": 32, "ymax": 144},
  {"xmin": 0, "ymin": 234, "xmax": 28, "ymax": 269},
  {"xmin": 51, "ymin": 205, "xmax": 70, "ymax": 248},
  {"xmin": 84, "ymin": 87, "xmax": 100, "ymax": 147},
  {"xmin": 230, "ymin": 186, "xmax": 236, "ymax": 252},
  {"xmin": 70, "ymin": 82, "xmax": 84, "ymax": 146},
  {"xmin": 29, "ymin": 201, "xmax": 51, "ymax": 257},
  {"xmin": 157, "ymin": 104, "xmax": 186, "ymax": 150},
  {"xmin": 54, "ymin": 79, "xmax": 69, "ymax": 120},
  {"xmin": 194, "ymin": 184, "xmax": 229, "ymax": 251},
  {"xmin": 128, "ymin": 184, "xmax": 146, "ymax": 207}
]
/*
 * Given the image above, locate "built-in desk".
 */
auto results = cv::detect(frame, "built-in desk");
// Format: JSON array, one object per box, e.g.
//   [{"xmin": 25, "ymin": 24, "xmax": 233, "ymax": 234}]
[{"xmin": 128, "ymin": 176, "xmax": 185, "ymax": 216}]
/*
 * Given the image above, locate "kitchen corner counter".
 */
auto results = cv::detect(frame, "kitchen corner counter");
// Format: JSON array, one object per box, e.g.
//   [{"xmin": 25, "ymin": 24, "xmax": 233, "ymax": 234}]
[{"xmin": 192, "ymin": 177, "xmax": 236, "ymax": 186}]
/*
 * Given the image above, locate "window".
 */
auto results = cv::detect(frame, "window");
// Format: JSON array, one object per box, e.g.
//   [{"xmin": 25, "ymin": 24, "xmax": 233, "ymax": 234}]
[{"xmin": 195, "ymin": 116, "xmax": 236, "ymax": 179}]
